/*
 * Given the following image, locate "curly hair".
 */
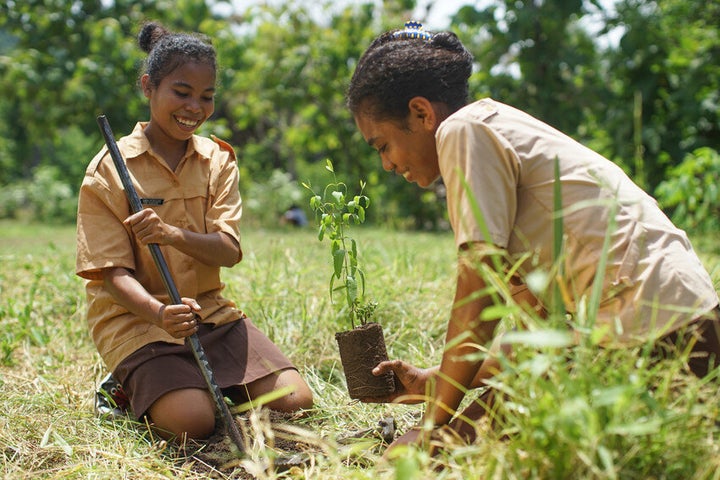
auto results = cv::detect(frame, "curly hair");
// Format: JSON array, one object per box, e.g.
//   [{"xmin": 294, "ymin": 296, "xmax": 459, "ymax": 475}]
[
  {"xmin": 346, "ymin": 28, "xmax": 473, "ymax": 122},
  {"xmin": 138, "ymin": 22, "xmax": 216, "ymax": 87}
]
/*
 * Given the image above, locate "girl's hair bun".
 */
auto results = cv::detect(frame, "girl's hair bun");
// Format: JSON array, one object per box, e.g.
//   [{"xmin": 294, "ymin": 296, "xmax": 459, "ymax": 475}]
[
  {"xmin": 138, "ymin": 22, "xmax": 170, "ymax": 53},
  {"xmin": 429, "ymin": 31, "xmax": 464, "ymax": 52}
]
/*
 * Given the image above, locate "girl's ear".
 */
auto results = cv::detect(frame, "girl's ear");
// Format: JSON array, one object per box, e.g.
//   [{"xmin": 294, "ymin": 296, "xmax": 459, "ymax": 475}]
[
  {"xmin": 407, "ymin": 96, "xmax": 439, "ymax": 131},
  {"xmin": 140, "ymin": 74, "xmax": 152, "ymax": 98}
]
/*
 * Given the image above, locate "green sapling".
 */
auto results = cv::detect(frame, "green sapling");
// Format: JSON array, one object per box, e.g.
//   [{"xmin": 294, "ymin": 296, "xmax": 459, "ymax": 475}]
[{"xmin": 303, "ymin": 159, "xmax": 376, "ymax": 329}]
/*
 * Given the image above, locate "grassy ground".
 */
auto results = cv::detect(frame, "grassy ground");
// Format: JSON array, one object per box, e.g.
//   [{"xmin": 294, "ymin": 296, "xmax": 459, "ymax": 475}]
[{"xmin": 1, "ymin": 220, "xmax": 719, "ymax": 479}]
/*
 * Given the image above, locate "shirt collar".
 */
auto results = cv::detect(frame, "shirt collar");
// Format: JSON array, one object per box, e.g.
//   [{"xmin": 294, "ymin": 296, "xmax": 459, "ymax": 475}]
[{"xmin": 121, "ymin": 122, "xmax": 213, "ymax": 162}]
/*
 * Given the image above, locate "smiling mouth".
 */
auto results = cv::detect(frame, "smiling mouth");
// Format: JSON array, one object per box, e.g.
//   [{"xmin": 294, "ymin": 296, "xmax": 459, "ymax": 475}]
[{"xmin": 175, "ymin": 115, "xmax": 200, "ymax": 129}]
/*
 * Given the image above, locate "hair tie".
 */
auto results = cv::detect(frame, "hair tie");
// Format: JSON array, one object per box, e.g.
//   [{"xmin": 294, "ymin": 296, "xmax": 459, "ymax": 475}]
[{"xmin": 393, "ymin": 20, "xmax": 433, "ymax": 41}]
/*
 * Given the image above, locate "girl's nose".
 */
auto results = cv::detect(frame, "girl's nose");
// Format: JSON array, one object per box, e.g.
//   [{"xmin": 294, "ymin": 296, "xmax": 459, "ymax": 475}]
[
  {"xmin": 381, "ymin": 157, "xmax": 395, "ymax": 172},
  {"xmin": 186, "ymin": 98, "xmax": 202, "ymax": 113}
]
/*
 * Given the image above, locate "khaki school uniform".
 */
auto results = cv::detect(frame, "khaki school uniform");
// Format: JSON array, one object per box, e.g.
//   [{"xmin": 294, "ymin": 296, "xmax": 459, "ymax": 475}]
[
  {"xmin": 437, "ymin": 99, "xmax": 718, "ymax": 347},
  {"xmin": 76, "ymin": 123, "xmax": 293, "ymax": 417}
]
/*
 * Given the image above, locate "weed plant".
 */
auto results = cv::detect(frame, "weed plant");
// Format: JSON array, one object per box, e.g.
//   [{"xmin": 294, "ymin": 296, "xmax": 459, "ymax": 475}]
[{"xmin": 1, "ymin": 219, "xmax": 719, "ymax": 479}]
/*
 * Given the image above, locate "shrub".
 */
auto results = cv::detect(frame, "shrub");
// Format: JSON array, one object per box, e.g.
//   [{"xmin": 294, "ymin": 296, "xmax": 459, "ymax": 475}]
[
  {"xmin": 243, "ymin": 169, "xmax": 306, "ymax": 228},
  {"xmin": 655, "ymin": 147, "xmax": 720, "ymax": 234},
  {"xmin": 0, "ymin": 166, "xmax": 77, "ymax": 223}
]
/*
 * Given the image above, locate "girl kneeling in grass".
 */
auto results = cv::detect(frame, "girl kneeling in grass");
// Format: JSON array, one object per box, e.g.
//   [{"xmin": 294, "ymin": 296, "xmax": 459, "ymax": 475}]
[
  {"xmin": 346, "ymin": 21, "xmax": 720, "ymax": 453},
  {"xmin": 76, "ymin": 21, "xmax": 312, "ymax": 443}
]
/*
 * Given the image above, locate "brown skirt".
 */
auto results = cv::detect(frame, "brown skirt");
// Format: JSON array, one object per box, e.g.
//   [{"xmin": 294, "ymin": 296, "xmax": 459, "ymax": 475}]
[{"xmin": 114, "ymin": 317, "xmax": 296, "ymax": 419}]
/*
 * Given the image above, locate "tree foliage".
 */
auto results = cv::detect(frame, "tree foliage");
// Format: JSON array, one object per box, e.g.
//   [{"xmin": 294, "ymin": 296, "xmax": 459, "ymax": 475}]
[
  {"xmin": 0, "ymin": 0, "xmax": 718, "ymax": 229},
  {"xmin": 602, "ymin": 0, "xmax": 720, "ymax": 188},
  {"xmin": 451, "ymin": 0, "xmax": 607, "ymax": 137},
  {"xmin": 656, "ymin": 147, "xmax": 720, "ymax": 234}
]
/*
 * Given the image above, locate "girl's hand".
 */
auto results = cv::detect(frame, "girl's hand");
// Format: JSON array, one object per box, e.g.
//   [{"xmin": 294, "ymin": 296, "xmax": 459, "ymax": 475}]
[
  {"xmin": 158, "ymin": 297, "xmax": 201, "ymax": 338},
  {"xmin": 359, "ymin": 360, "xmax": 433, "ymax": 404},
  {"xmin": 124, "ymin": 208, "xmax": 178, "ymax": 246}
]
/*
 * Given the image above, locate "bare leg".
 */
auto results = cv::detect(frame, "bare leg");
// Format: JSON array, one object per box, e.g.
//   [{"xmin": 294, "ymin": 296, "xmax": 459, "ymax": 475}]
[
  {"xmin": 447, "ymin": 388, "xmax": 496, "ymax": 444},
  {"xmin": 243, "ymin": 368, "xmax": 314, "ymax": 412},
  {"xmin": 147, "ymin": 387, "xmax": 216, "ymax": 442}
]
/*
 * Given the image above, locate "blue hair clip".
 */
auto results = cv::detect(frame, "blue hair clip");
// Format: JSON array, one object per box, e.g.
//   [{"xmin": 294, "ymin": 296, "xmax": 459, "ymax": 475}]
[{"xmin": 393, "ymin": 20, "xmax": 433, "ymax": 41}]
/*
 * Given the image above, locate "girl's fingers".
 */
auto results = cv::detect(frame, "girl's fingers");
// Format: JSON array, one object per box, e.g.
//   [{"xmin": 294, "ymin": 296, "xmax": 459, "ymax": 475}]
[
  {"xmin": 173, "ymin": 318, "xmax": 198, "ymax": 338},
  {"xmin": 372, "ymin": 359, "xmax": 403, "ymax": 375}
]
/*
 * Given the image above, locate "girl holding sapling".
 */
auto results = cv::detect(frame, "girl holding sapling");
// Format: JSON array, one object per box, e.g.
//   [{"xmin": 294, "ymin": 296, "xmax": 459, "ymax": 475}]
[
  {"xmin": 76, "ymin": 21, "xmax": 312, "ymax": 443},
  {"xmin": 346, "ymin": 21, "xmax": 720, "ymax": 452}
]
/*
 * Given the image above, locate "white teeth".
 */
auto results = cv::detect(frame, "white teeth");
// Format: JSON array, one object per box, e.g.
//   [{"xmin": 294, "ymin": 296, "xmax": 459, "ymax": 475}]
[{"xmin": 176, "ymin": 116, "xmax": 198, "ymax": 127}]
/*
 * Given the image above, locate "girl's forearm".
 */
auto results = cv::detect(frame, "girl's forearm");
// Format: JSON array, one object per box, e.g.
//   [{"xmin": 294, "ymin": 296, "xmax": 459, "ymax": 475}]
[
  {"xmin": 103, "ymin": 267, "xmax": 164, "ymax": 325},
  {"xmin": 169, "ymin": 229, "xmax": 240, "ymax": 267}
]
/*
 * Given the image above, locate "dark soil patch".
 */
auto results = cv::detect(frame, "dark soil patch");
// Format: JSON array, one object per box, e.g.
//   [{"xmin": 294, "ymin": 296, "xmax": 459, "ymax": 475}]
[
  {"xmin": 182, "ymin": 410, "xmax": 320, "ymax": 478},
  {"xmin": 175, "ymin": 410, "xmax": 398, "ymax": 478}
]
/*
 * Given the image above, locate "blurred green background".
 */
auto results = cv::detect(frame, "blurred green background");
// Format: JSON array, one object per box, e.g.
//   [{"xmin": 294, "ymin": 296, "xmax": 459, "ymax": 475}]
[{"xmin": 1, "ymin": 0, "xmax": 718, "ymax": 232}]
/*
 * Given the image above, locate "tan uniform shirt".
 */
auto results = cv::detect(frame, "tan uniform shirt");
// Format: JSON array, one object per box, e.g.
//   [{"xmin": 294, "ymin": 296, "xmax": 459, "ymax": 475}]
[
  {"xmin": 76, "ymin": 123, "xmax": 244, "ymax": 371},
  {"xmin": 437, "ymin": 99, "xmax": 718, "ymax": 346}
]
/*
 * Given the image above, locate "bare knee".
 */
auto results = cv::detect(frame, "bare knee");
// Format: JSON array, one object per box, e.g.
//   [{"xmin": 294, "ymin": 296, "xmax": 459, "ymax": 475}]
[
  {"xmin": 279, "ymin": 377, "xmax": 314, "ymax": 412},
  {"xmin": 247, "ymin": 369, "xmax": 314, "ymax": 412},
  {"xmin": 148, "ymin": 388, "xmax": 216, "ymax": 441}
]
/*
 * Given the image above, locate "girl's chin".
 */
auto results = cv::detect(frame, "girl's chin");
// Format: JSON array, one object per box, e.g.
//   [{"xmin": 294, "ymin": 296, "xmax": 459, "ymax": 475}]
[
  {"xmin": 414, "ymin": 175, "xmax": 441, "ymax": 189},
  {"xmin": 172, "ymin": 126, "xmax": 198, "ymax": 140},
  {"xmin": 175, "ymin": 123, "xmax": 199, "ymax": 134}
]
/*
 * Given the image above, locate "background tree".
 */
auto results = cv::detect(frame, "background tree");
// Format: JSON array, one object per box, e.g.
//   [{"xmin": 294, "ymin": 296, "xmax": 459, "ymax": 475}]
[
  {"xmin": 601, "ymin": 0, "xmax": 720, "ymax": 189},
  {"xmin": 450, "ymin": 0, "xmax": 607, "ymax": 140},
  {"xmin": 0, "ymin": 0, "xmax": 718, "ymax": 228}
]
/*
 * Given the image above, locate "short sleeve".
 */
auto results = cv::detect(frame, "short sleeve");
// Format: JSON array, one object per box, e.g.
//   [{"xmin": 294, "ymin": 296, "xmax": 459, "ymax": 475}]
[
  {"xmin": 76, "ymin": 151, "xmax": 135, "ymax": 280},
  {"xmin": 436, "ymin": 117, "xmax": 519, "ymax": 249},
  {"xmin": 206, "ymin": 146, "xmax": 242, "ymax": 248}
]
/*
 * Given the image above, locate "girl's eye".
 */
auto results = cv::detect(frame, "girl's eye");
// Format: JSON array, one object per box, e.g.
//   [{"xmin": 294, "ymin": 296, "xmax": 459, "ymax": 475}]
[
  {"xmin": 378, "ymin": 145, "xmax": 387, "ymax": 154},
  {"xmin": 174, "ymin": 90, "xmax": 190, "ymax": 98},
  {"xmin": 202, "ymin": 96, "xmax": 215, "ymax": 102}
]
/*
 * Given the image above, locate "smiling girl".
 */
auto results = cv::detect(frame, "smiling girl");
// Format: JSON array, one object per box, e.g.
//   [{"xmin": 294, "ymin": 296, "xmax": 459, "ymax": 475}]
[{"xmin": 76, "ymin": 22, "xmax": 312, "ymax": 443}]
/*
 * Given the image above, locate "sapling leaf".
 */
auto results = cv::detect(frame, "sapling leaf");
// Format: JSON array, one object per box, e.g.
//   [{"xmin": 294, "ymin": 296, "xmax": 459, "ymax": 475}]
[
  {"xmin": 358, "ymin": 269, "xmax": 366, "ymax": 297},
  {"xmin": 350, "ymin": 239, "xmax": 358, "ymax": 273},
  {"xmin": 347, "ymin": 275, "xmax": 358, "ymax": 303},
  {"xmin": 332, "ymin": 190, "xmax": 343, "ymax": 204},
  {"xmin": 357, "ymin": 206, "xmax": 365, "ymax": 223},
  {"xmin": 325, "ymin": 159, "xmax": 334, "ymax": 172},
  {"xmin": 333, "ymin": 248, "xmax": 345, "ymax": 278}
]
